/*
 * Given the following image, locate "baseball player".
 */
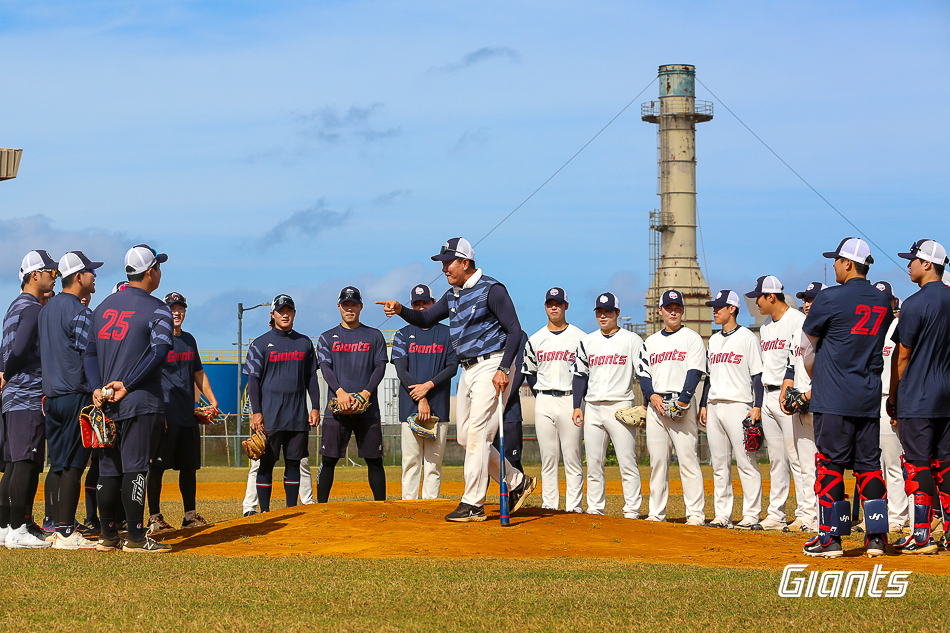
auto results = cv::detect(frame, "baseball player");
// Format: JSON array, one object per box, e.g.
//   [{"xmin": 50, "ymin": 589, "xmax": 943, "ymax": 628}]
[
  {"xmin": 523, "ymin": 288, "xmax": 585, "ymax": 512},
  {"xmin": 492, "ymin": 331, "xmax": 528, "ymax": 474},
  {"xmin": 392, "ymin": 284, "xmax": 458, "ymax": 500},
  {"xmin": 745, "ymin": 275, "xmax": 807, "ymax": 530},
  {"xmin": 698, "ymin": 290, "xmax": 764, "ymax": 530},
  {"xmin": 641, "ymin": 290, "xmax": 706, "ymax": 525},
  {"xmin": 316, "ymin": 287, "xmax": 388, "ymax": 502},
  {"xmin": 801, "ymin": 238, "xmax": 893, "ymax": 558},
  {"xmin": 84, "ymin": 244, "xmax": 174, "ymax": 553},
  {"xmin": 2, "ymin": 250, "xmax": 58, "ymax": 549},
  {"xmin": 37, "ymin": 251, "xmax": 103, "ymax": 549},
  {"xmin": 873, "ymin": 280, "xmax": 908, "ymax": 533},
  {"xmin": 890, "ymin": 239, "xmax": 950, "ymax": 553},
  {"xmin": 776, "ymin": 282, "xmax": 822, "ymax": 534},
  {"xmin": 146, "ymin": 292, "xmax": 219, "ymax": 533},
  {"xmin": 377, "ymin": 237, "xmax": 535, "ymax": 522},
  {"xmin": 244, "ymin": 294, "xmax": 320, "ymax": 513},
  {"xmin": 572, "ymin": 292, "xmax": 648, "ymax": 518}
]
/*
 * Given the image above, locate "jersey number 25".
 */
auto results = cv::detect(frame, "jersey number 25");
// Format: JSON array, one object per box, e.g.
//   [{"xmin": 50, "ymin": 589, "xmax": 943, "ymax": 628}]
[{"xmin": 98, "ymin": 309, "xmax": 135, "ymax": 341}]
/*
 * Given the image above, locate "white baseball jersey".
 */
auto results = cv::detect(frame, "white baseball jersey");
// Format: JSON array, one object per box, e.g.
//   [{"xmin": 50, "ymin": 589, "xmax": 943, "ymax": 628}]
[
  {"xmin": 758, "ymin": 307, "xmax": 805, "ymax": 386},
  {"xmin": 643, "ymin": 326, "xmax": 707, "ymax": 395},
  {"xmin": 523, "ymin": 324, "xmax": 585, "ymax": 392},
  {"xmin": 786, "ymin": 321, "xmax": 812, "ymax": 392},
  {"xmin": 706, "ymin": 326, "xmax": 763, "ymax": 403},
  {"xmin": 572, "ymin": 328, "xmax": 648, "ymax": 402},
  {"xmin": 881, "ymin": 317, "xmax": 898, "ymax": 397}
]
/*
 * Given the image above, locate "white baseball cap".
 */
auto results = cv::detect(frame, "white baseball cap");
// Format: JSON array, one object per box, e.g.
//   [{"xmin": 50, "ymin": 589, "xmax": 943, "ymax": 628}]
[
  {"xmin": 58, "ymin": 251, "xmax": 104, "ymax": 278},
  {"xmin": 745, "ymin": 275, "xmax": 783, "ymax": 298},
  {"xmin": 19, "ymin": 250, "xmax": 58, "ymax": 281},
  {"xmin": 823, "ymin": 237, "xmax": 874, "ymax": 265},
  {"xmin": 898, "ymin": 239, "xmax": 949, "ymax": 266},
  {"xmin": 431, "ymin": 237, "xmax": 475, "ymax": 262},
  {"xmin": 124, "ymin": 244, "xmax": 167, "ymax": 275}
]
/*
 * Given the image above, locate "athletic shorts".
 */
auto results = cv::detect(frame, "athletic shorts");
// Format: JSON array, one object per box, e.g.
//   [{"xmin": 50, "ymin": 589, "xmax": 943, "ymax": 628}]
[
  {"xmin": 260, "ymin": 430, "xmax": 309, "ymax": 467},
  {"xmin": 491, "ymin": 417, "xmax": 524, "ymax": 464},
  {"xmin": 814, "ymin": 413, "xmax": 881, "ymax": 472},
  {"xmin": 154, "ymin": 424, "xmax": 201, "ymax": 472},
  {"xmin": 98, "ymin": 413, "xmax": 164, "ymax": 477},
  {"xmin": 45, "ymin": 393, "xmax": 93, "ymax": 472},
  {"xmin": 320, "ymin": 416, "xmax": 383, "ymax": 460},
  {"xmin": 3, "ymin": 409, "xmax": 46, "ymax": 465},
  {"xmin": 898, "ymin": 417, "xmax": 950, "ymax": 463}
]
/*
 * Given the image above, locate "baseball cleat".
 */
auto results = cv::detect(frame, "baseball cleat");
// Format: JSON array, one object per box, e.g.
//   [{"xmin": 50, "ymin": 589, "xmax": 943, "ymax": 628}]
[
  {"xmin": 623, "ymin": 513, "xmax": 640, "ymax": 520},
  {"xmin": 735, "ymin": 520, "xmax": 764, "ymax": 531},
  {"xmin": 707, "ymin": 517, "xmax": 733, "ymax": 529},
  {"xmin": 894, "ymin": 535, "xmax": 939, "ymax": 555},
  {"xmin": 122, "ymin": 535, "xmax": 172, "ymax": 554},
  {"xmin": 77, "ymin": 520, "xmax": 101, "ymax": 539},
  {"xmin": 686, "ymin": 516, "xmax": 706, "ymax": 527},
  {"xmin": 865, "ymin": 535, "xmax": 887, "ymax": 558},
  {"xmin": 5, "ymin": 525, "xmax": 53, "ymax": 549},
  {"xmin": 0, "ymin": 526, "xmax": 8, "ymax": 542},
  {"xmin": 803, "ymin": 536, "xmax": 843, "ymax": 558},
  {"xmin": 889, "ymin": 522, "xmax": 906, "ymax": 534},
  {"xmin": 759, "ymin": 517, "xmax": 786, "ymax": 531},
  {"xmin": 643, "ymin": 516, "xmax": 665, "ymax": 522},
  {"xmin": 28, "ymin": 523, "xmax": 56, "ymax": 543},
  {"xmin": 181, "ymin": 513, "xmax": 209, "ymax": 529},
  {"xmin": 508, "ymin": 475, "xmax": 537, "ymax": 515},
  {"xmin": 444, "ymin": 503, "xmax": 487, "ymax": 523},
  {"xmin": 243, "ymin": 510, "xmax": 259, "ymax": 517},
  {"xmin": 96, "ymin": 536, "xmax": 124, "ymax": 552},
  {"xmin": 53, "ymin": 531, "xmax": 98, "ymax": 550},
  {"xmin": 852, "ymin": 520, "xmax": 866, "ymax": 533},
  {"xmin": 783, "ymin": 518, "xmax": 806, "ymax": 533},
  {"xmin": 147, "ymin": 514, "xmax": 174, "ymax": 535}
]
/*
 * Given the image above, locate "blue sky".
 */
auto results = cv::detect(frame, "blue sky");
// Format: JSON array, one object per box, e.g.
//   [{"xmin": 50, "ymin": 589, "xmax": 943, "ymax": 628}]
[{"xmin": 1, "ymin": 0, "xmax": 947, "ymax": 349}]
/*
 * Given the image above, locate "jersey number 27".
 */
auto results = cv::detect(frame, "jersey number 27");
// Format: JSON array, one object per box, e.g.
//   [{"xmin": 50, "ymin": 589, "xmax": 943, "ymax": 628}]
[{"xmin": 850, "ymin": 305, "xmax": 888, "ymax": 336}]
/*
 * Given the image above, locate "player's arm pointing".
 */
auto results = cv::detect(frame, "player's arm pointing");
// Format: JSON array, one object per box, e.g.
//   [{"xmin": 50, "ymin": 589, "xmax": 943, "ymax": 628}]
[{"xmin": 376, "ymin": 300, "xmax": 402, "ymax": 317}]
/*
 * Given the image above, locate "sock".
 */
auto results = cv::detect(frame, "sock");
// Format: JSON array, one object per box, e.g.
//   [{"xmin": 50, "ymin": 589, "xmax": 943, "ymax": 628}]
[
  {"xmin": 55, "ymin": 468, "xmax": 84, "ymax": 537},
  {"xmin": 122, "ymin": 472, "xmax": 148, "ymax": 541},
  {"xmin": 256, "ymin": 462, "xmax": 274, "ymax": 513},
  {"xmin": 97, "ymin": 475, "xmax": 122, "ymax": 538},
  {"xmin": 509, "ymin": 460, "xmax": 523, "ymax": 475},
  {"xmin": 27, "ymin": 463, "xmax": 40, "ymax": 523},
  {"xmin": 316, "ymin": 457, "xmax": 339, "ymax": 503},
  {"xmin": 9, "ymin": 461, "xmax": 37, "ymax": 529},
  {"xmin": 85, "ymin": 458, "xmax": 99, "ymax": 522},
  {"xmin": 146, "ymin": 466, "xmax": 165, "ymax": 516},
  {"xmin": 283, "ymin": 459, "xmax": 300, "ymax": 508},
  {"xmin": 366, "ymin": 457, "xmax": 386, "ymax": 501},
  {"xmin": 0, "ymin": 470, "xmax": 11, "ymax": 528},
  {"xmin": 179, "ymin": 470, "xmax": 197, "ymax": 514},
  {"xmin": 45, "ymin": 470, "xmax": 62, "ymax": 525}
]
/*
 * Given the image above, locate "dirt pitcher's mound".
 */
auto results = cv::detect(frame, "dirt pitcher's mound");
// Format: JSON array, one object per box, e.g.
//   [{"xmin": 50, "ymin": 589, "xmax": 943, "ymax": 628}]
[{"xmin": 160, "ymin": 500, "xmax": 950, "ymax": 575}]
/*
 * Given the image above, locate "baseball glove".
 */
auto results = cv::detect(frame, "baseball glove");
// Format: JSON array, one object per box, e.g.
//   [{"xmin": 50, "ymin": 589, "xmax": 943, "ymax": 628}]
[
  {"xmin": 194, "ymin": 405, "xmax": 220, "ymax": 425},
  {"xmin": 784, "ymin": 387, "xmax": 810, "ymax": 414},
  {"xmin": 329, "ymin": 392, "xmax": 370, "ymax": 415},
  {"xmin": 742, "ymin": 415, "xmax": 764, "ymax": 453},
  {"xmin": 614, "ymin": 405, "xmax": 647, "ymax": 427},
  {"xmin": 407, "ymin": 413, "xmax": 440, "ymax": 439},
  {"xmin": 664, "ymin": 397, "xmax": 686, "ymax": 421},
  {"xmin": 242, "ymin": 429, "xmax": 267, "ymax": 460},
  {"xmin": 79, "ymin": 405, "xmax": 116, "ymax": 449}
]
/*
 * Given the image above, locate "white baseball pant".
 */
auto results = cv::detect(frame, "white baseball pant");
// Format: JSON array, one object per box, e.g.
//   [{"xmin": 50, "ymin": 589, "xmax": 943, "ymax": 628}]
[
  {"xmin": 401, "ymin": 421, "xmax": 449, "ymax": 500},
  {"xmin": 535, "ymin": 393, "xmax": 584, "ymax": 512},
  {"xmin": 646, "ymin": 400, "xmax": 705, "ymax": 521},
  {"xmin": 791, "ymin": 411, "xmax": 818, "ymax": 530},
  {"xmin": 455, "ymin": 353, "xmax": 524, "ymax": 508},
  {"xmin": 705, "ymin": 401, "xmax": 762, "ymax": 523},
  {"xmin": 761, "ymin": 388, "xmax": 795, "ymax": 522},
  {"xmin": 880, "ymin": 395, "xmax": 909, "ymax": 528},
  {"xmin": 242, "ymin": 456, "xmax": 314, "ymax": 513},
  {"xmin": 584, "ymin": 400, "xmax": 640, "ymax": 518}
]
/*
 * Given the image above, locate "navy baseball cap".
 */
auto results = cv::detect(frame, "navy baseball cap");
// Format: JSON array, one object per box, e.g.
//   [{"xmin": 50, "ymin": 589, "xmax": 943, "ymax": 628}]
[
  {"xmin": 272, "ymin": 294, "xmax": 295, "ymax": 311},
  {"xmin": 593, "ymin": 292, "xmax": 620, "ymax": 311},
  {"xmin": 545, "ymin": 287, "xmax": 568, "ymax": 303},
  {"xmin": 19, "ymin": 250, "xmax": 58, "ymax": 281},
  {"xmin": 163, "ymin": 292, "xmax": 187, "ymax": 308},
  {"xmin": 125, "ymin": 244, "xmax": 167, "ymax": 274},
  {"xmin": 431, "ymin": 237, "xmax": 475, "ymax": 262},
  {"xmin": 873, "ymin": 280, "xmax": 895, "ymax": 300},
  {"xmin": 796, "ymin": 282, "xmax": 825, "ymax": 300},
  {"xmin": 705, "ymin": 289, "xmax": 740, "ymax": 309},
  {"xmin": 409, "ymin": 284, "xmax": 434, "ymax": 303},
  {"xmin": 58, "ymin": 251, "xmax": 103, "ymax": 278},
  {"xmin": 338, "ymin": 286, "xmax": 362, "ymax": 305},
  {"xmin": 823, "ymin": 237, "xmax": 874, "ymax": 265},
  {"xmin": 660, "ymin": 289, "xmax": 684, "ymax": 307},
  {"xmin": 898, "ymin": 239, "xmax": 948, "ymax": 265},
  {"xmin": 745, "ymin": 275, "xmax": 783, "ymax": 298}
]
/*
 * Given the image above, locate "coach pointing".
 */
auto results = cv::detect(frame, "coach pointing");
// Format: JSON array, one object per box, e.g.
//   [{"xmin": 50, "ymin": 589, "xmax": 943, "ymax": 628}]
[{"xmin": 378, "ymin": 237, "xmax": 536, "ymax": 522}]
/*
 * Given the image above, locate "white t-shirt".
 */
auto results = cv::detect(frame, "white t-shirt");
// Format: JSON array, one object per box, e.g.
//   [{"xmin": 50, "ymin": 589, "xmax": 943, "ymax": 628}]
[
  {"xmin": 523, "ymin": 324, "xmax": 586, "ymax": 392},
  {"xmin": 643, "ymin": 326, "xmax": 707, "ymax": 395},
  {"xmin": 881, "ymin": 317, "xmax": 898, "ymax": 397},
  {"xmin": 706, "ymin": 326, "xmax": 763, "ymax": 404},
  {"xmin": 758, "ymin": 307, "xmax": 806, "ymax": 386},
  {"xmin": 572, "ymin": 328, "xmax": 649, "ymax": 402},
  {"xmin": 786, "ymin": 320, "xmax": 812, "ymax": 392}
]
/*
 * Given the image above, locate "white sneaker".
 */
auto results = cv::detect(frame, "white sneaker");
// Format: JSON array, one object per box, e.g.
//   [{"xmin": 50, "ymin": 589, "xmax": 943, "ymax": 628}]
[
  {"xmin": 5, "ymin": 525, "xmax": 52, "ymax": 549},
  {"xmin": 759, "ymin": 517, "xmax": 786, "ymax": 531},
  {"xmin": 686, "ymin": 516, "xmax": 705, "ymax": 527},
  {"xmin": 623, "ymin": 513, "xmax": 640, "ymax": 520},
  {"xmin": 643, "ymin": 516, "xmax": 665, "ymax": 522},
  {"xmin": 568, "ymin": 507, "xmax": 583, "ymax": 514},
  {"xmin": 52, "ymin": 531, "xmax": 98, "ymax": 550},
  {"xmin": 708, "ymin": 516, "xmax": 733, "ymax": 529}
]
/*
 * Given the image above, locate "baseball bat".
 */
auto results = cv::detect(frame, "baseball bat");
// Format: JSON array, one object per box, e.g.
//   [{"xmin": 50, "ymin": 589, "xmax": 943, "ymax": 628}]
[{"xmin": 497, "ymin": 394, "xmax": 510, "ymax": 526}]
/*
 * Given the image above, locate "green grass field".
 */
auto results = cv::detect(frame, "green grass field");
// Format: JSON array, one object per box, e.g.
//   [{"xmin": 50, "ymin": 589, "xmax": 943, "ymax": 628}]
[{"xmin": 4, "ymin": 465, "xmax": 942, "ymax": 632}]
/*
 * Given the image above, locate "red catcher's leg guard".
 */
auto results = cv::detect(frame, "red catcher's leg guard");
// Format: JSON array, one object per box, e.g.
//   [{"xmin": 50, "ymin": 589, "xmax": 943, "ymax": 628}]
[
  {"xmin": 902, "ymin": 456, "xmax": 926, "ymax": 497},
  {"xmin": 854, "ymin": 469, "xmax": 887, "ymax": 501},
  {"xmin": 814, "ymin": 452, "xmax": 845, "ymax": 498},
  {"xmin": 932, "ymin": 460, "xmax": 950, "ymax": 532}
]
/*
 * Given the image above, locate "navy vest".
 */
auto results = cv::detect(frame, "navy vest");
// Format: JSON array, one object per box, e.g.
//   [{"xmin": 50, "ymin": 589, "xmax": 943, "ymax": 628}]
[{"xmin": 447, "ymin": 274, "xmax": 507, "ymax": 360}]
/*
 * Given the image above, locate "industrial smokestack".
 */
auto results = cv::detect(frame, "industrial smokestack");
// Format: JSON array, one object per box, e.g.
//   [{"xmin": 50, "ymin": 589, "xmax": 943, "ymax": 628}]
[{"xmin": 641, "ymin": 64, "xmax": 713, "ymax": 339}]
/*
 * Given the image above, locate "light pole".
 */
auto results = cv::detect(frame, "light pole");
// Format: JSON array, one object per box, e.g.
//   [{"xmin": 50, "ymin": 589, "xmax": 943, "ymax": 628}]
[{"xmin": 236, "ymin": 301, "xmax": 270, "ymax": 431}]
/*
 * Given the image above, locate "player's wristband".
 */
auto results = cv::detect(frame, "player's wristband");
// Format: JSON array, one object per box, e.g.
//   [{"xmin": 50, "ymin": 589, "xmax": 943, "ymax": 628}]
[{"xmin": 497, "ymin": 366, "xmax": 511, "ymax": 376}]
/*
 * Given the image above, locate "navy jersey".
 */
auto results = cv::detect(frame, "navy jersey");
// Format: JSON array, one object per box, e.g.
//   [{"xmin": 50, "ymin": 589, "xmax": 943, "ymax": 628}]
[
  {"xmin": 391, "ymin": 323, "xmax": 457, "ymax": 421},
  {"xmin": 162, "ymin": 331, "xmax": 203, "ymax": 427},
  {"xmin": 803, "ymin": 278, "xmax": 893, "ymax": 417},
  {"xmin": 39, "ymin": 293, "xmax": 93, "ymax": 397},
  {"xmin": 87, "ymin": 287, "xmax": 174, "ymax": 420},
  {"xmin": 893, "ymin": 281, "xmax": 950, "ymax": 418},
  {"xmin": 244, "ymin": 328, "xmax": 318, "ymax": 432},
  {"xmin": 1, "ymin": 293, "xmax": 44, "ymax": 413},
  {"xmin": 317, "ymin": 324, "xmax": 388, "ymax": 420},
  {"xmin": 504, "ymin": 332, "xmax": 528, "ymax": 423}
]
